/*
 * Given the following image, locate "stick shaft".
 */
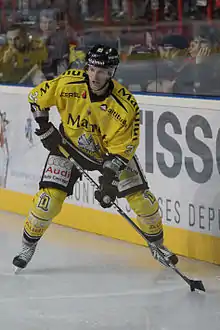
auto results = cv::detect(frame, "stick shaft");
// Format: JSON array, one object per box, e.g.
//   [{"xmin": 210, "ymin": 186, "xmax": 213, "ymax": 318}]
[{"xmin": 58, "ymin": 144, "xmax": 202, "ymax": 290}]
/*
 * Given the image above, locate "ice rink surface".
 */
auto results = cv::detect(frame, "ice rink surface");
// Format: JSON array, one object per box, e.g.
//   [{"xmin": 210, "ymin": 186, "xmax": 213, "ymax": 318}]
[{"xmin": 0, "ymin": 210, "xmax": 220, "ymax": 330}]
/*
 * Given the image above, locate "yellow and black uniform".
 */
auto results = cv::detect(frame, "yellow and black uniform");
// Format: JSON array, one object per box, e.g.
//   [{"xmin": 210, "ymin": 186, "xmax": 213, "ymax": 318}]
[
  {"xmin": 13, "ymin": 44, "xmax": 178, "ymax": 272},
  {"xmin": 0, "ymin": 38, "xmax": 47, "ymax": 84},
  {"xmin": 28, "ymin": 69, "xmax": 139, "ymax": 164},
  {"xmin": 16, "ymin": 69, "xmax": 165, "ymax": 264}
]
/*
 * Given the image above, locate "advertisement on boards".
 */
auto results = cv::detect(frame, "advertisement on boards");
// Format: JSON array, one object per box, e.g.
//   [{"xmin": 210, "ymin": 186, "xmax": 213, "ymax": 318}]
[
  {"xmin": 137, "ymin": 98, "xmax": 220, "ymax": 237},
  {"xmin": 0, "ymin": 89, "xmax": 47, "ymax": 194},
  {"xmin": 0, "ymin": 110, "xmax": 9, "ymax": 188}
]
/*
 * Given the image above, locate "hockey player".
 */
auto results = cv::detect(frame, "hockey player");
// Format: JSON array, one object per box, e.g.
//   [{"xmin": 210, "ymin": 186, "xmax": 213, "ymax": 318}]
[{"xmin": 13, "ymin": 44, "xmax": 178, "ymax": 271}]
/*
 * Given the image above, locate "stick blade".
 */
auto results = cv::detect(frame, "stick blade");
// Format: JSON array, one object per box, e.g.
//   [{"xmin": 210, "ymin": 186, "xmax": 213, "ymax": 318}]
[{"xmin": 190, "ymin": 280, "xmax": 206, "ymax": 292}]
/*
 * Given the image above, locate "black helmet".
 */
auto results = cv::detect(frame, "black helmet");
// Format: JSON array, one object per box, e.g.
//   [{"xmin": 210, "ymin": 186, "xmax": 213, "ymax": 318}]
[{"xmin": 86, "ymin": 44, "xmax": 120, "ymax": 68}]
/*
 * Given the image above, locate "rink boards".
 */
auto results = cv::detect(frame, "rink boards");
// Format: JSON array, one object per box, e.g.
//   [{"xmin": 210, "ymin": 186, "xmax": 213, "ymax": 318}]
[{"xmin": 0, "ymin": 86, "xmax": 220, "ymax": 264}]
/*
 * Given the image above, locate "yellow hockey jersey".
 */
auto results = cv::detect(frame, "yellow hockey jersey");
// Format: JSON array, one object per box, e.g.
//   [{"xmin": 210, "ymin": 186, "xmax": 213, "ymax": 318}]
[
  {"xmin": 0, "ymin": 38, "xmax": 47, "ymax": 83},
  {"xmin": 28, "ymin": 69, "xmax": 140, "ymax": 162}
]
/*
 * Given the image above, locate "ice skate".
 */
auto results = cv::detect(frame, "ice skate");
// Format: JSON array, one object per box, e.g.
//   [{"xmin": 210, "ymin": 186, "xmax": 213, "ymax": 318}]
[
  {"xmin": 148, "ymin": 240, "xmax": 178, "ymax": 267},
  {"xmin": 12, "ymin": 240, "xmax": 37, "ymax": 273}
]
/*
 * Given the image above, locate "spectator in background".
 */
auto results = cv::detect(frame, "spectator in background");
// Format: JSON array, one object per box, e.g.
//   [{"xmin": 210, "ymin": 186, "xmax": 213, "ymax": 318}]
[
  {"xmin": 189, "ymin": 0, "xmax": 208, "ymax": 20},
  {"xmin": 145, "ymin": 29, "xmax": 220, "ymax": 96},
  {"xmin": 66, "ymin": 0, "xmax": 84, "ymax": 27},
  {"xmin": 173, "ymin": 31, "xmax": 220, "ymax": 95},
  {"xmin": 39, "ymin": 8, "xmax": 58, "ymax": 40},
  {"xmin": 147, "ymin": 34, "xmax": 189, "ymax": 93},
  {"xmin": 214, "ymin": 0, "xmax": 220, "ymax": 18},
  {"xmin": 32, "ymin": 0, "xmax": 67, "ymax": 12},
  {"xmin": 152, "ymin": 30, "xmax": 220, "ymax": 96},
  {"xmin": 38, "ymin": 8, "xmax": 69, "ymax": 80},
  {"xmin": 80, "ymin": 0, "xmax": 89, "ymax": 20},
  {"xmin": 111, "ymin": 0, "xmax": 128, "ymax": 19},
  {"xmin": 0, "ymin": 23, "xmax": 47, "ymax": 84}
]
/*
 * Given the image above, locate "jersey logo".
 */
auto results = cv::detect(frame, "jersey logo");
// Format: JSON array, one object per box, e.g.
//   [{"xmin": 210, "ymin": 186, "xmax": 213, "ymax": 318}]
[
  {"xmin": 82, "ymin": 91, "xmax": 87, "ymax": 99},
  {"xmin": 125, "ymin": 145, "xmax": 135, "ymax": 155},
  {"xmin": 40, "ymin": 82, "xmax": 50, "ymax": 96},
  {"xmin": 102, "ymin": 106, "xmax": 127, "ymax": 126},
  {"xmin": 118, "ymin": 87, "xmax": 139, "ymax": 112},
  {"xmin": 29, "ymin": 91, "xmax": 38, "ymax": 103},
  {"xmin": 67, "ymin": 114, "xmax": 101, "ymax": 134},
  {"xmin": 78, "ymin": 134, "xmax": 100, "ymax": 153},
  {"xmin": 60, "ymin": 92, "xmax": 80, "ymax": 98},
  {"xmin": 100, "ymin": 104, "xmax": 107, "ymax": 111}
]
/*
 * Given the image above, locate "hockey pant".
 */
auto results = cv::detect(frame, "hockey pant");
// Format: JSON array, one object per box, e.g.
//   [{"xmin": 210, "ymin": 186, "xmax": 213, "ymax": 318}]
[{"xmin": 23, "ymin": 153, "xmax": 163, "ymax": 244}]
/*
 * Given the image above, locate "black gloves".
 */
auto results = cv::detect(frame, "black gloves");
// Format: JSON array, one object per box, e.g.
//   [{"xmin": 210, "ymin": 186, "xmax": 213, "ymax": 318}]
[
  {"xmin": 95, "ymin": 156, "xmax": 127, "ymax": 208},
  {"xmin": 94, "ymin": 168, "xmax": 119, "ymax": 208},
  {"xmin": 35, "ymin": 122, "xmax": 62, "ymax": 152}
]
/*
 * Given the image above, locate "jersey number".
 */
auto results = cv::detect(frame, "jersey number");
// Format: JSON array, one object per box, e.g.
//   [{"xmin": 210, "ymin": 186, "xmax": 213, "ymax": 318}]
[
  {"xmin": 144, "ymin": 190, "xmax": 156, "ymax": 204},
  {"xmin": 37, "ymin": 193, "xmax": 50, "ymax": 212}
]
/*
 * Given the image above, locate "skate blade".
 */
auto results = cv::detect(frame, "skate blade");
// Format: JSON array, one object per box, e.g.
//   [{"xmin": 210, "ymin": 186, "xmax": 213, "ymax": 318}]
[{"xmin": 13, "ymin": 265, "xmax": 23, "ymax": 274}]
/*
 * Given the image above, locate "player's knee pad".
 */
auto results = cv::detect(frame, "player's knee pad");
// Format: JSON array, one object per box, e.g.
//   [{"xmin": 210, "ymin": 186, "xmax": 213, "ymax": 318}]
[
  {"xmin": 126, "ymin": 189, "xmax": 163, "ymax": 242},
  {"xmin": 24, "ymin": 188, "xmax": 67, "ymax": 242}
]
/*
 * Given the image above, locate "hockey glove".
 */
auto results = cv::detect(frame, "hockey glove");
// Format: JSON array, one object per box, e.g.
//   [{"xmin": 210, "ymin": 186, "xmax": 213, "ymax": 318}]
[
  {"xmin": 95, "ymin": 171, "xmax": 119, "ymax": 208},
  {"xmin": 95, "ymin": 156, "xmax": 127, "ymax": 208},
  {"xmin": 35, "ymin": 122, "xmax": 62, "ymax": 152}
]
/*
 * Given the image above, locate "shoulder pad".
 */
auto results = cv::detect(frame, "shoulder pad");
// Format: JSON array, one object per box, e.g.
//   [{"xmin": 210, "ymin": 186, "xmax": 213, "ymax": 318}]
[{"xmin": 113, "ymin": 82, "xmax": 139, "ymax": 113}]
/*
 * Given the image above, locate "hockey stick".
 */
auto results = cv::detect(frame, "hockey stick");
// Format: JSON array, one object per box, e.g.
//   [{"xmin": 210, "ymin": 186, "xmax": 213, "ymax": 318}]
[
  {"xmin": 58, "ymin": 143, "xmax": 205, "ymax": 292},
  {"xmin": 19, "ymin": 64, "xmax": 39, "ymax": 84}
]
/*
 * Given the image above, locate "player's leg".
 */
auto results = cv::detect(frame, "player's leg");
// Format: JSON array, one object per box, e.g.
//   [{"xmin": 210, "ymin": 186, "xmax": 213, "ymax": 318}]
[
  {"xmin": 126, "ymin": 189, "xmax": 178, "ymax": 266},
  {"xmin": 13, "ymin": 187, "xmax": 67, "ymax": 270},
  {"xmin": 119, "ymin": 156, "xmax": 178, "ymax": 266},
  {"xmin": 13, "ymin": 152, "xmax": 81, "ymax": 271}
]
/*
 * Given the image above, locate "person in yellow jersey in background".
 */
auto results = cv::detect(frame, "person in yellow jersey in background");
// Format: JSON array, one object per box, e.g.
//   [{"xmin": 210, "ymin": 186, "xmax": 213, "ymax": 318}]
[
  {"xmin": 0, "ymin": 24, "xmax": 47, "ymax": 85},
  {"xmin": 13, "ymin": 44, "xmax": 178, "ymax": 272}
]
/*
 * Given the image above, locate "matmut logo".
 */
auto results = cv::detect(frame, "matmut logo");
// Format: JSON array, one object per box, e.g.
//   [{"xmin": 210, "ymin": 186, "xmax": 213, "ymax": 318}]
[{"xmin": 67, "ymin": 114, "xmax": 101, "ymax": 134}]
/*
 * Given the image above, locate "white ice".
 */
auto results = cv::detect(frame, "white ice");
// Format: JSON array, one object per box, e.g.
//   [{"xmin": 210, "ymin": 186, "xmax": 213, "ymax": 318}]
[{"xmin": 0, "ymin": 210, "xmax": 220, "ymax": 330}]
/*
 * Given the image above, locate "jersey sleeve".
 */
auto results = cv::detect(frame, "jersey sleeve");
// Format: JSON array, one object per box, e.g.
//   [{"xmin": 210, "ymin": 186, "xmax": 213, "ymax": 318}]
[
  {"xmin": 28, "ymin": 77, "xmax": 60, "ymax": 110},
  {"xmin": 28, "ymin": 76, "xmax": 62, "ymax": 123},
  {"xmin": 107, "ymin": 104, "xmax": 140, "ymax": 161}
]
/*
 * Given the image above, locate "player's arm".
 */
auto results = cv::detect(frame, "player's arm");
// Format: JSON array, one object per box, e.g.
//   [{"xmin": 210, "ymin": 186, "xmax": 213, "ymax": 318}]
[
  {"xmin": 104, "ymin": 101, "xmax": 140, "ymax": 171},
  {"xmin": 95, "ymin": 104, "xmax": 140, "ymax": 208},
  {"xmin": 108, "ymin": 110, "xmax": 140, "ymax": 161},
  {"xmin": 28, "ymin": 77, "xmax": 62, "ymax": 152}
]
